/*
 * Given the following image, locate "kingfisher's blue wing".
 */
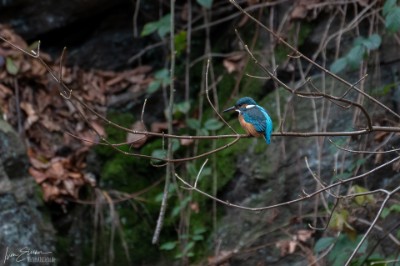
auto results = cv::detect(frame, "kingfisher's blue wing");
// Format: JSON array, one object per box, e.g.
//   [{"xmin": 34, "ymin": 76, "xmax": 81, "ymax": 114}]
[{"xmin": 242, "ymin": 105, "xmax": 273, "ymax": 144}]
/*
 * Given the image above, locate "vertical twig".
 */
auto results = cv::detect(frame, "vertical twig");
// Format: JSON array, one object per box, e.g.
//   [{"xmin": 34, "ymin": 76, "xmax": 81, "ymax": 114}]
[
  {"xmin": 133, "ymin": 0, "xmax": 141, "ymax": 38},
  {"xmin": 152, "ymin": 0, "xmax": 176, "ymax": 244}
]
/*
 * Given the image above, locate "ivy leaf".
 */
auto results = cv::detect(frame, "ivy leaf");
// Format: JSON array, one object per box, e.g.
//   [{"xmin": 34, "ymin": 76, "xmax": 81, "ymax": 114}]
[
  {"xmin": 385, "ymin": 7, "xmax": 400, "ymax": 33},
  {"xmin": 157, "ymin": 14, "xmax": 172, "ymax": 38},
  {"xmin": 204, "ymin": 118, "xmax": 223, "ymax": 130},
  {"xmin": 330, "ymin": 57, "xmax": 348, "ymax": 74},
  {"xmin": 314, "ymin": 237, "xmax": 334, "ymax": 253},
  {"xmin": 197, "ymin": 0, "xmax": 213, "ymax": 8},
  {"xmin": 141, "ymin": 14, "xmax": 172, "ymax": 38},
  {"xmin": 6, "ymin": 57, "xmax": 19, "ymax": 75},
  {"xmin": 141, "ymin": 21, "xmax": 159, "ymax": 37},
  {"xmin": 160, "ymin": 241, "xmax": 177, "ymax": 250},
  {"xmin": 186, "ymin": 119, "xmax": 201, "ymax": 130},
  {"xmin": 147, "ymin": 80, "xmax": 161, "ymax": 94},
  {"xmin": 346, "ymin": 45, "xmax": 365, "ymax": 68},
  {"xmin": 361, "ymin": 34, "xmax": 381, "ymax": 50},
  {"xmin": 174, "ymin": 101, "xmax": 191, "ymax": 114},
  {"xmin": 151, "ymin": 149, "xmax": 166, "ymax": 162},
  {"xmin": 383, "ymin": 0, "xmax": 397, "ymax": 16}
]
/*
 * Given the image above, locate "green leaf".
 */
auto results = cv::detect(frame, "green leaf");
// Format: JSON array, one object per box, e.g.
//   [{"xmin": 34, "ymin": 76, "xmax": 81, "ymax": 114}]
[
  {"xmin": 6, "ymin": 57, "xmax": 19, "ymax": 75},
  {"xmin": 192, "ymin": 234, "xmax": 204, "ymax": 241},
  {"xmin": 141, "ymin": 14, "xmax": 172, "ymax": 38},
  {"xmin": 389, "ymin": 203, "xmax": 400, "ymax": 213},
  {"xmin": 174, "ymin": 101, "xmax": 191, "ymax": 114},
  {"xmin": 193, "ymin": 226, "xmax": 207, "ymax": 235},
  {"xmin": 383, "ymin": 0, "xmax": 397, "ymax": 16},
  {"xmin": 381, "ymin": 207, "xmax": 391, "ymax": 219},
  {"xmin": 171, "ymin": 138, "xmax": 180, "ymax": 152},
  {"xmin": 330, "ymin": 57, "xmax": 348, "ymax": 74},
  {"xmin": 155, "ymin": 68, "xmax": 169, "ymax": 79},
  {"xmin": 351, "ymin": 185, "xmax": 375, "ymax": 205},
  {"xmin": 174, "ymin": 31, "xmax": 187, "ymax": 55},
  {"xmin": 197, "ymin": 0, "xmax": 213, "ymax": 8},
  {"xmin": 141, "ymin": 21, "xmax": 159, "ymax": 37},
  {"xmin": 199, "ymin": 128, "xmax": 209, "ymax": 136},
  {"xmin": 204, "ymin": 118, "xmax": 223, "ymax": 130},
  {"xmin": 362, "ymin": 34, "xmax": 381, "ymax": 50},
  {"xmin": 160, "ymin": 241, "xmax": 177, "ymax": 250},
  {"xmin": 186, "ymin": 119, "xmax": 201, "ymax": 130},
  {"xmin": 157, "ymin": 14, "xmax": 172, "ymax": 38},
  {"xmin": 171, "ymin": 196, "xmax": 191, "ymax": 217},
  {"xmin": 147, "ymin": 80, "xmax": 161, "ymax": 94},
  {"xmin": 385, "ymin": 7, "xmax": 400, "ymax": 33},
  {"xmin": 346, "ymin": 45, "xmax": 365, "ymax": 68},
  {"xmin": 314, "ymin": 237, "xmax": 334, "ymax": 253},
  {"xmin": 151, "ymin": 149, "xmax": 166, "ymax": 162}
]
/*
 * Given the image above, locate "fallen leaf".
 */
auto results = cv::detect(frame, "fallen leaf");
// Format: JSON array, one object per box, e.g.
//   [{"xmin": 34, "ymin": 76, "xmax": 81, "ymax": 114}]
[
  {"xmin": 180, "ymin": 138, "xmax": 194, "ymax": 146},
  {"xmin": 127, "ymin": 121, "xmax": 148, "ymax": 148},
  {"xmin": 296, "ymin": 229, "xmax": 313, "ymax": 242},
  {"xmin": 29, "ymin": 167, "xmax": 48, "ymax": 183},
  {"xmin": 223, "ymin": 52, "xmax": 246, "ymax": 74},
  {"xmin": 20, "ymin": 102, "xmax": 39, "ymax": 129}
]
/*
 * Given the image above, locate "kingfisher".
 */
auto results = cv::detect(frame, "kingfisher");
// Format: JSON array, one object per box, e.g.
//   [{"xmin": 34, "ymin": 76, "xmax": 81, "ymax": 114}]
[{"xmin": 223, "ymin": 97, "xmax": 273, "ymax": 144}]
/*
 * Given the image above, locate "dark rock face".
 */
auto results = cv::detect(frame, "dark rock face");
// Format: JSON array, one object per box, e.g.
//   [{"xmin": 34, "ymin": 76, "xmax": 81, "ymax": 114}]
[
  {"xmin": 0, "ymin": 0, "xmax": 146, "ymax": 70},
  {"xmin": 0, "ymin": 119, "xmax": 56, "ymax": 266},
  {"xmin": 0, "ymin": 0, "xmax": 120, "ymax": 39}
]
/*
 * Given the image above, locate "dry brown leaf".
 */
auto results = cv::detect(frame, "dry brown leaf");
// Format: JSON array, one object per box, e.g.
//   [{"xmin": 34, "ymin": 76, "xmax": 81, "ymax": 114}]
[
  {"xmin": 180, "ymin": 138, "xmax": 194, "ymax": 146},
  {"xmin": 47, "ymin": 160, "xmax": 65, "ymax": 178},
  {"xmin": 29, "ymin": 167, "xmax": 48, "ymax": 183},
  {"xmin": 40, "ymin": 116, "xmax": 62, "ymax": 132},
  {"xmin": 374, "ymin": 131, "xmax": 388, "ymax": 142},
  {"xmin": 151, "ymin": 121, "xmax": 169, "ymax": 133},
  {"xmin": 392, "ymin": 160, "xmax": 400, "ymax": 172},
  {"xmin": 63, "ymin": 179, "xmax": 75, "ymax": 197},
  {"xmin": 29, "ymin": 156, "xmax": 50, "ymax": 169},
  {"xmin": 20, "ymin": 102, "xmax": 39, "ymax": 129},
  {"xmin": 42, "ymin": 182, "xmax": 60, "ymax": 202},
  {"xmin": 127, "ymin": 121, "xmax": 148, "ymax": 148},
  {"xmin": 290, "ymin": 0, "xmax": 321, "ymax": 20},
  {"xmin": 223, "ymin": 52, "xmax": 246, "ymax": 74},
  {"xmin": 0, "ymin": 83, "xmax": 12, "ymax": 98},
  {"xmin": 207, "ymin": 250, "xmax": 234, "ymax": 265},
  {"xmin": 374, "ymin": 149, "xmax": 383, "ymax": 165},
  {"xmin": 276, "ymin": 239, "xmax": 297, "ymax": 256},
  {"xmin": 190, "ymin": 202, "xmax": 199, "ymax": 213},
  {"xmin": 296, "ymin": 229, "xmax": 313, "ymax": 243}
]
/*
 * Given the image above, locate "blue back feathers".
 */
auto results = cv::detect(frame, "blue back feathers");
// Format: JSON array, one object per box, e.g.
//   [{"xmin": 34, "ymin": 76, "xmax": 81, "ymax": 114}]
[{"xmin": 235, "ymin": 97, "xmax": 273, "ymax": 144}]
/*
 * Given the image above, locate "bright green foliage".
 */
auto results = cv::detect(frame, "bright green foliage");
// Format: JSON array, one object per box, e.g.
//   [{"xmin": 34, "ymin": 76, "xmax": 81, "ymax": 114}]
[
  {"xmin": 141, "ymin": 14, "xmax": 171, "ymax": 38},
  {"xmin": 383, "ymin": 0, "xmax": 400, "ymax": 33},
  {"xmin": 349, "ymin": 185, "xmax": 376, "ymax": 206},
  {"xmin": 174, "ymin": 31, "xmax": 187, "ymax": 56}
]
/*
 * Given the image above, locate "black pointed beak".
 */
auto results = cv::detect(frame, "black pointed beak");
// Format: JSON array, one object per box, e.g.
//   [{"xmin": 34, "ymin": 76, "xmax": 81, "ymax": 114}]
[{"xmin": 223, "ymin": 106, "xmax": 235, "ymax": 113}]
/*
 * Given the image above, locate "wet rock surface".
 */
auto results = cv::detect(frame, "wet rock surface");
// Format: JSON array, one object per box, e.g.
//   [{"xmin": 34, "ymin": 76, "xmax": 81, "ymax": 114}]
[{"xmin": 0, "ymin": 119, "xmax": 56, "ymax": 266}]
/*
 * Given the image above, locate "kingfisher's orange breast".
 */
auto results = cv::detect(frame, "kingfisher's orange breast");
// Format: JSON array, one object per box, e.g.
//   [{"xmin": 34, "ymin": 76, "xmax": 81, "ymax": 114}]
[{"xmin": 238, "ymin": 114, "xmax": 263, "ymax": 137}]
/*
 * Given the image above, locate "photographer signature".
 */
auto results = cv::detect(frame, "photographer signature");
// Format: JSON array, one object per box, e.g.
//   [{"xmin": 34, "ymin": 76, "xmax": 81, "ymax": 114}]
[{"xmin": 3, "ymin": 246, "xmax": 52, "ymax": 263}]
